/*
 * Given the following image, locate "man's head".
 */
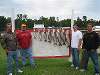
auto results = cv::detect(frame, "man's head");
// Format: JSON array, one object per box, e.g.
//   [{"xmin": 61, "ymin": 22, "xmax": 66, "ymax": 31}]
[
  {"xmin": 6, "ymin": 23, "xmax": 12, "ymax": 32},
  {"xmin": 73, "ymin": 25, "xmax": 79, "ymax": 31},
  {"xmin": 21, "ymin": 24, "xmax": 27, "ymax": 31},
  {"xmin": 87, "ymin": 23, "xmax": 93, "ymax": 32}
]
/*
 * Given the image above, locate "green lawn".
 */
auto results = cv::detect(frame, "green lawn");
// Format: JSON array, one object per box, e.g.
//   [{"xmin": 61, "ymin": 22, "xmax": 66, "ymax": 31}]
[{"xmin": 0, "ymin": 44, "xmax": 100, "ymax": 75}]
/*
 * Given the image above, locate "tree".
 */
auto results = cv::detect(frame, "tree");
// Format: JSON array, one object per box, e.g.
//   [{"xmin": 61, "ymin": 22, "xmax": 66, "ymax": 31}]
[
  {"xmin": 48, "ymin": 17, "xmax": 56, "ymax": 27},
  {"xmin": 15, "ymin": 18, "xmax": 21, "ymax": 29},
  {"xmin": 82, "ymin": 16, "xmax": 88, "ymax": 28},
  {"xmin": 75, "ymin": 17, "xmax": 83, "ymax": 29},
  {"xmin": 83, "ymin": 16, "xmax": 87, "ymax": 22},
  {"xmin": 27, "ymin": 19, "xmax": 34, "ymax": 29},
  {"xmin": 0, "ymin": 16, "xmax": 7, "ymax": 31},
  {"xmin": 39, "ymin": 16, "xmax": 49, "ymax": 27}
]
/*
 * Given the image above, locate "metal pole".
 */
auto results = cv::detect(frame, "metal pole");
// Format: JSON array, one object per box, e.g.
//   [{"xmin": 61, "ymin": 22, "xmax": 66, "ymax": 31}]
[
  {"xmin": 71, "ymin": 9, "xmax": 74, "ymax": 30},
  {"xmin": 69, "ymin": 9, "xmax": 74, "ymax": 62},
  {"xmin": 11, "ymin": 8, "xmax": 15, "ymax": 32}
]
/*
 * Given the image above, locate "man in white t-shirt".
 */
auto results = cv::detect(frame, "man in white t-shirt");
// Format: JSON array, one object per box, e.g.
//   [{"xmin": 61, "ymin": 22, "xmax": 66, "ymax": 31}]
[{"xmin": 71, "ymin": 25, "xmax": 82, "ymax": 70}]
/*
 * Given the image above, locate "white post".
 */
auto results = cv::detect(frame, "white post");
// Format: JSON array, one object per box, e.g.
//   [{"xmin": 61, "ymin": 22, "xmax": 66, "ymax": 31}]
[
  {"xmin": 71, "ymin": 9, "xmax": 74, "ymax": 30},
  {"xmin": 11, "ymin": 8, "xmax": 15, "ymax": 32},
  {"xmin": 69, "ymin": 9, "xmax": 74, "ymax": 62}
]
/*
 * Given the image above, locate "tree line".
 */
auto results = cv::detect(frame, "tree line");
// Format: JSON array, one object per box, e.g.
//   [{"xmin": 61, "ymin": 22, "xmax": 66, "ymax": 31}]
[{"xmin": 0, "ymin": 15, "xmax": 100, "ymax": 31}]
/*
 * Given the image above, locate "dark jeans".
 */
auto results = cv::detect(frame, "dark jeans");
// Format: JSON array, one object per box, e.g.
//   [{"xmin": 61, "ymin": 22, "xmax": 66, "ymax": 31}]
[
  {"xmin": 7, "ymin": 51, "xmax": 20, "ymax": 74},
  {"xmin": 20, "ymin": 48, "xmax": 35, "ymax": 66},
  {"xmin": 71, "ymin": 48, "xmax": 79, "ymax": 67},
  {"xmin": 83, "ymin": 50, "xmax": 99, "ymax": 73}
]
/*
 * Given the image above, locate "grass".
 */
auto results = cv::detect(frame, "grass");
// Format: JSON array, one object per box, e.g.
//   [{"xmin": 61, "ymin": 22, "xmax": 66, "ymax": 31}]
[{"xmin": 0, "ymin": 44, "xmax": 100, "ymax": 75}]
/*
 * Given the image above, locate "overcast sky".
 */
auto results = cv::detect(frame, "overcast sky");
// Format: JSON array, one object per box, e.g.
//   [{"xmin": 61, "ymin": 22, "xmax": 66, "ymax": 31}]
[{"xmin": 0, "ymin": 0, "xmax": 100, "ymax": 20}]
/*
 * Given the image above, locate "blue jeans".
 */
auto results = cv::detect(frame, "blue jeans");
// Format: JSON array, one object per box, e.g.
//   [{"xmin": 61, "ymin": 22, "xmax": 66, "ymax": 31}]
[
  {"xmin": 83, "ymin": 50, "xmax": 99, "ymax": 73},
  {"xmin": 71, "ymin": 48, "xmax": 79, "ymax": 67},
  {"xmin": 7, "ymin": 51, "xmax": 20, "ymax": 74},
  {"xmin": 20, "ymin": 48, "xmax": 35, "ymax": 66}
]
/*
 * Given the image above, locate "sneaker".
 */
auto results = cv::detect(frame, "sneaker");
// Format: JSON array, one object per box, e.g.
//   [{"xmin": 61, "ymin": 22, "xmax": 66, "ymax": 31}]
[
  {"xmin": 80, "ymin": 69, "xmax": 86, "ymax": 72},
  {"xmin": 95, "ymin": 73, "xmax": 100, "ymax": 75},
  {"xmin": 18, "ymin": 69, "xmax": 23, "ymax": 73},
  {"xmin": 31, "ymin": 64, "xmax": 36, "ymax": 68},
  {"xmin": 75, "ymin": 67, "xmax": 79, "ymax": 70},
  {"xmin": 71, "ymin": 64, "xmax": 74, "ymax": 67},
  {"xmin": 8, "ymin": 73, "xmax": 12, "ymax": 75}
]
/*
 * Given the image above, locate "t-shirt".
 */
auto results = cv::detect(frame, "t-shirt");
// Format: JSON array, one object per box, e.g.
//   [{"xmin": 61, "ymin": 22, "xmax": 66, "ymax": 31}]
[
  {"xmin": 82, "ymin": 31, "xmax": 100, "ymax": 50},
  {"xmin": 17, "ymin": 30, "xmax": 32, "ymax": 49},
  {"xmin": 71, "ymin": 30, "xmax": 82, "ymax": 48}
]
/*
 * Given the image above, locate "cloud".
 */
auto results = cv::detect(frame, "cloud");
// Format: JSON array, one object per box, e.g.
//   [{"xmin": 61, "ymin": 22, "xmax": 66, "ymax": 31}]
[{"xmin": 0, "ymin": 0, "xmax": 100, "ymax": 19}]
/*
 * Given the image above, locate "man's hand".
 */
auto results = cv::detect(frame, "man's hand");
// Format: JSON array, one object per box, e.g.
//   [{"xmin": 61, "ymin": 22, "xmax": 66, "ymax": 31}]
[
  {"xmin": 17, "ymin": 44, "xmax": 21, "ymax": 49},
  {"xmin": 4, "ymin": 48, "xmax": 8, "ymax": 55},
  {"xmin": 78, "ymin": 39, "xmax": 83, "ymax": 51},
  {"xmin": 78, "ymin": 46, "xmax": 81, "ymax": 51}
]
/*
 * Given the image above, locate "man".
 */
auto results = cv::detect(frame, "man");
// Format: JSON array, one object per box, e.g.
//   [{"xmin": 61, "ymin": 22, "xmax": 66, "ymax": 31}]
[
  {"xmin": 71, "ymin": 25, "xmax": 82, "ymax": 69},
  {"xmin": 17, "ymin": 24, "xmax": 35, "ymax": 67},
  {"xmin": 80, "ymin": 23, "xmax": 100, "ymax": 75},
  {"xmin": 0, "ymin": 23, "xmax": 23, "ymax": 75}
]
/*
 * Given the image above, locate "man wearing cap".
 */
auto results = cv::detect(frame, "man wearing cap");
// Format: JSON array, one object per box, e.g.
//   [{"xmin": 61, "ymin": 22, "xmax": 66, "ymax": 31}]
[
  {"xmin": 17, "ymin": 24, "xmax": 35, "ymax": 67},
  {"xmin": 71, "ymin": 25, "xmax": 83, "ymax": 70}
]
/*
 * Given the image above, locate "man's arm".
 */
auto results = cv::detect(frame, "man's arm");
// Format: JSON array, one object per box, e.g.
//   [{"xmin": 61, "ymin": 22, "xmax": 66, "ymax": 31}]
[
  {"xmin": 78, "ymin": 39, "xmax": 83, "ymax": 50},
  {"xmin": 95, "ymin": 32, "xmax": 100, "ymax": 48},
  {"xmin": 0, "ymin": 33, "xmax": 8, "ymax": 55},
  {"xmin": 0, "ymin": 33, "xmax": 7, "ymax": 49},
  {"xmin": 78, "ymin": 31, "xmax": 83, "ymax": 51},
  {"xmin": 29, "ymin": 32, "xmax": 32, "ymax": 47}
]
